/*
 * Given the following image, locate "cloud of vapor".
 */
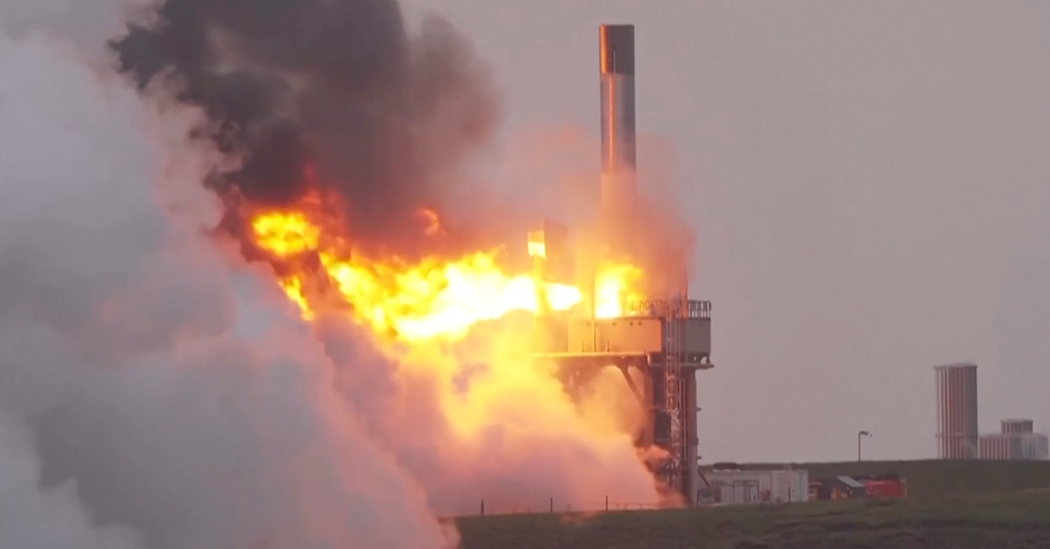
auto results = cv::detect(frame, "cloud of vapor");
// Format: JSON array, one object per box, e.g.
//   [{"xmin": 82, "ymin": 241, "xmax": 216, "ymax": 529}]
[
  {"xmin": 98, "ymin": 0, "xmax": 672, "ymax": 515},
  {"xmin": 316, "ymin": 314, "xmax": 665, "ymax": 515},
  {"xmin": 0, "ymin": 417, "xmax": 141, "ymax": 549},
  {"xmin": 0, "ymin": 12, "xmax": 455, "ymax": 549},
  {"xmin": 488, "ymin": 122, "xmax": 698, "ymax": 299},
  {"xmin": 269, "ymin": 123, "xmax": 685, "ymax": 513},
  {"xmin": 302, "ymin": 123, "xmax": 693, "ymax": 515},
  {"xmin": 110, "ymin": 0, "xmax": 502, "ymax": 257},
  {"xmin": 0, "ymin": 0, "xmax": 147, "ymax": 48}
]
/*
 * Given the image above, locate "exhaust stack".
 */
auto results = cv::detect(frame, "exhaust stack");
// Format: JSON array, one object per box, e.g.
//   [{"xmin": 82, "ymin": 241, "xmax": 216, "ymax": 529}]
[{"xmin": 599, "ymin": 24, "xmax": 637, "ymax": 236}]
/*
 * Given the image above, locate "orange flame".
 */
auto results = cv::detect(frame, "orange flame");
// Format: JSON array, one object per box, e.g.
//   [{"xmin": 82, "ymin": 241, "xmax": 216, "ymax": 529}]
[
  {"xmin": 249, "ymin": 210, "xmax": 597, "ymax": 341},
  {"xmin": 594, "ymin": 263, "xmax": 644, "ymax": 318},
  {"xmin": 245, "ymin": 202, "xmax": 665, "ymax": 508}
]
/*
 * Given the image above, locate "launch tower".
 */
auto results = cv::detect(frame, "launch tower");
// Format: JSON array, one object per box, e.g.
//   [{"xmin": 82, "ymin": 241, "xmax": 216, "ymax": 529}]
[{"xmin": 529, "ymin": 24, "xmax": 714, "ymax": 504}]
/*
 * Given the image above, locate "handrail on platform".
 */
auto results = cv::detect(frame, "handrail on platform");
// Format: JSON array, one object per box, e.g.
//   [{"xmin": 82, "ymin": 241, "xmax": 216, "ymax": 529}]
[{"xmin": 620, "ymin": 299, "xmax": 712, "ymax": 319}]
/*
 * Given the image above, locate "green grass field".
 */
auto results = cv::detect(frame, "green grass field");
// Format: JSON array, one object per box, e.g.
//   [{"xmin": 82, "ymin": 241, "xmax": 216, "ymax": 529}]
[
  {"xmin": 738, "ymin": 459, "xmax": 1050, "ymax": 497},
  {"xmin": 455, "ymin": 489, "xmax": 1050, "ymax": 549},
  {"xmin": 455, "ymin": 461, "xmax": 1050, "ymax": 549}
]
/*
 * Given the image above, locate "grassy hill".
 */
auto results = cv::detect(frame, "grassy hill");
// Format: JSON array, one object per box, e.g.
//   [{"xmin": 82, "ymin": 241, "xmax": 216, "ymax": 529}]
[{"xmin": 455, "ymin": 489, "xmax": 1050, "ymax": 549}]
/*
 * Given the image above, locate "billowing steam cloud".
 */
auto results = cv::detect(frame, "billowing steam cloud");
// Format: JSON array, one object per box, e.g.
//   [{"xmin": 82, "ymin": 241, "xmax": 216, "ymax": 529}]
[
  {"xmin": 106, "ymin": 0, "xmax": 665, "ymax": 516},
  {"xmin": 0, "ymin": 7, "xmax": 456, "ymax": 548},
  {"xmin": 0, "ymin": 1, "xmax": 666, "ymax": 546},
  {"xmin": 317, "ymin": 315, "xmax": 664, "ymax": 515},
  {"xmin": 110, "ymin": 0, "xmax": 499, "ymax": 255}
]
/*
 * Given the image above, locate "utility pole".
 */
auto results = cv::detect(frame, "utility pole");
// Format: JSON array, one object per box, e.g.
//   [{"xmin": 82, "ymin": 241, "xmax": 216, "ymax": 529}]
[{"xmin": 857, "ymin": 430, "xmax": 872, "ymax": 461}]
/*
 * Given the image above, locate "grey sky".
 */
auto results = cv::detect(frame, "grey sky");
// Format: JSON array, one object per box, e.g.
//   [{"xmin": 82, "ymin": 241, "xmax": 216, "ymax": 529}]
[{"xmin": 405, "ymin": 0, "xmax": 1050, "ymax": 462}]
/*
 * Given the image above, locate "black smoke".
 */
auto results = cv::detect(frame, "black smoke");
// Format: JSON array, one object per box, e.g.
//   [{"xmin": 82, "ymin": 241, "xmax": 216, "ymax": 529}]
[{"xmin": 110, "ymin": 0, "xmax": 499, "ymax": 255}]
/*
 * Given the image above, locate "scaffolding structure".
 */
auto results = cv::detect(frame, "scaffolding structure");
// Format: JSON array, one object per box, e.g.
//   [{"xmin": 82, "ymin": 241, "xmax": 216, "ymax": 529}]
[
  {"xmin": 524, "ymin": 23, "xmax": 714, "ymax": 502},
  {"xmin": 663, "ymin": 296, "xmax": 686, "ymax": 490},
  {"xmin": 531, "ymin": 293, "xmax": 712, "ymax": 500}
]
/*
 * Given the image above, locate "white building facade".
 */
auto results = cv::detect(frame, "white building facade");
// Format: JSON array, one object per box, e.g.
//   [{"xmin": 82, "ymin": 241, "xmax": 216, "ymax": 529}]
[
  {"xmin": 978, "ymin": 419, "xmax": 1049, "ymax": 460},
  {"xmin": 700, "ymin": 469, "xmax": 809, "ymax": 505}
]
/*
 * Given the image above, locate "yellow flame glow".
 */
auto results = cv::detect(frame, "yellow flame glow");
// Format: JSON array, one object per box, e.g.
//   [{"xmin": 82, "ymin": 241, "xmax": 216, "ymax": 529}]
[{"xmin": 249, "ymin": 211, "xmax": 636, "ymax": 341}]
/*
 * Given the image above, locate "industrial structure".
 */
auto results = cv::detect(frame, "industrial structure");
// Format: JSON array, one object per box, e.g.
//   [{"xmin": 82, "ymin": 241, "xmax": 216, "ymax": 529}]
[
  {"xmin": 529, "ymin": 24, "xmax": 713, "ymax": 503},
  {"xmin": 698, "ymin": 467, "xmax": 808, "ymax": 505},
  {"xmin": 979, "ymin": 419, "xmax": 1050, "ymax": 460},
  {"xmin": 934, "ymin": 362, "xmax": 980, "ymax": 459},
  {"xmin": 934, "ymin": 363, "xmax": 1048, "ymax": 460}
]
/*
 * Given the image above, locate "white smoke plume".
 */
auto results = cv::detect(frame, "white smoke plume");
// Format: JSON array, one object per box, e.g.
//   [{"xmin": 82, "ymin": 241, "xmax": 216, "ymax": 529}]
[
  {"xmin": 0, "ymin": 416, "xmax": 142, "ymax": 549},
  {"xmin": 0, "ymin": 3, "xmax": 455, "ymax": 548},
  {"xmin": 318, "ymin": 315, "xmax": 663, "ymax": 515},
  {"xmin": 0, "ymin": 2, "xmax": 671, "ymax": 545}
]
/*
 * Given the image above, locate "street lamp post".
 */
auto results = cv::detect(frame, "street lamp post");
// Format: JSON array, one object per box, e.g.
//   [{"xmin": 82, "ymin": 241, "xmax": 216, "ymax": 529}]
[{"xmin": 857, "ymin": 430, "xmax": 872, "ymax": 461}]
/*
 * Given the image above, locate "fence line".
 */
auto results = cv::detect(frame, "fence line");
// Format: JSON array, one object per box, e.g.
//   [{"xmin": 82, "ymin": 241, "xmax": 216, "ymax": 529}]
[{"xmin": 473, "ymin": 497, "xmax": 663, "ymax": 517}]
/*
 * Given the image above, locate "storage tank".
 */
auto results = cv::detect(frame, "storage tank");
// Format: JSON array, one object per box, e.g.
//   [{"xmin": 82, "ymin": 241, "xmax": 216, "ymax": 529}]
[
  {"xmin": 978, "ymin": 433, "xmax": 1021, "ymax": 460},
  {"xmin": 934, "ymin": 363, "xmax": 979, "ymax": 459}
]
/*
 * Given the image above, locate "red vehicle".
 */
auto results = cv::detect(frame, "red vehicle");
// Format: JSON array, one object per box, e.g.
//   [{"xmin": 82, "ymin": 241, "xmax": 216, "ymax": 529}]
[{"xmin": 860, "ymin": 478, "xmax": 906, "ymax": 499}]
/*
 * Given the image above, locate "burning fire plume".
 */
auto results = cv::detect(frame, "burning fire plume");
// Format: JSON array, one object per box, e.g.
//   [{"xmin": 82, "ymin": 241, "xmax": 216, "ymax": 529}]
[
  {"xmin": 108, "ymin": 0, "xmax": 667, "ymax": 526},
  {"xmin": 248, "ymin": 198, "xmax": 588, "ymax": 341},
  {"xmin": 236, "ymin": 189, "xmax": 662, "ymax": 517},
  {"xmin": 246, "ymin": 193, "xmax": 646, "ymax": 341}
]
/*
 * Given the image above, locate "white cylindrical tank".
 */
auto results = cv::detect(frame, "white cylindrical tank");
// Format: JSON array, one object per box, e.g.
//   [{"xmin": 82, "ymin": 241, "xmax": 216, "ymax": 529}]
[{"xmin": 935, "ymin": 363, "xmax": 979, "ymax": 459}]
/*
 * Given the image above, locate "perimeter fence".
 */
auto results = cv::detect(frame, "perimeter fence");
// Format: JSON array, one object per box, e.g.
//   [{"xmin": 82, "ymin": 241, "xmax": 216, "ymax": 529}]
[{"xmin": 471, "ymin": 497, "xmax": 662, "ymax": 516}]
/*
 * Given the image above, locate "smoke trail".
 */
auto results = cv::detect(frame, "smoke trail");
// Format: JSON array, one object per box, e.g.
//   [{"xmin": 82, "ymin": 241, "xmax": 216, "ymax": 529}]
[
  {"xmin": 95, "ymin": 0, "xmax": 668, "ymax": 519},
  {"xmin": 0, "ymin": 415, "xmax": 142, "ymax": 549},
  {"xmin": 315, "ymin": 314, "xmax": 666, "ymax": 516},
  {"xmin": 0, "ymin": 8, "xmax": 454, "ymax": 549},
  {"xmin": 110, "ymin": 0, "xmax": 500, "ymax": 256}
]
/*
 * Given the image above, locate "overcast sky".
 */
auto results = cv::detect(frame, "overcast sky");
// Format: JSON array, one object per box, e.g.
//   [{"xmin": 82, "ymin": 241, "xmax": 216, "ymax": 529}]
[{"xmin": 402, "ymin": 1, "xmax": 1050, "ymax": 462}]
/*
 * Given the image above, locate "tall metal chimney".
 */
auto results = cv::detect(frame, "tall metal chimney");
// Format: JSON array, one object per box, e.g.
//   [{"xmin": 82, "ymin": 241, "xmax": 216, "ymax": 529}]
[{"xmin": 599, "ymin": 24, "xmax": 637, "ymax": 241}]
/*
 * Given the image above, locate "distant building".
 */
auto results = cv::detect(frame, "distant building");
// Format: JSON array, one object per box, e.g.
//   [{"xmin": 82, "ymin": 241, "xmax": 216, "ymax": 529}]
[
  {"xmin": 979, "ymin": 419, "xmax": 1049, "ymax": 460},
  {"xmin": 699, "ymin": 468, "xmax": 809, "ymax": 505},
  {"xmin": 932, "ymin": 363, "xmax": 1047, "ymax": 460},
  {"xmin": 934, "ymin": 363, "xmax": 979, "ymax": 459}
]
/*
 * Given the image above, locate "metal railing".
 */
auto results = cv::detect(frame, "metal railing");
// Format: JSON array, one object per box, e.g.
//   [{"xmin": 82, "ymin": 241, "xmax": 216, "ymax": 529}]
[
  {"xmin": 470, "ymin": 497, "xmax": 663, "ymax": 517},
  {"xmin": 620, "ymin": 299, "xmax": 712, "ymax": 319}
]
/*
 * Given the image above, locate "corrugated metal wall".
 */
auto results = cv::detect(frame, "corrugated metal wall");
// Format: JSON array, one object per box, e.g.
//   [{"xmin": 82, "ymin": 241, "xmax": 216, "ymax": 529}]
[
  {"xmin": 979, "ymin": 435, "xmax": 1010, "ymax": 460},
  {"xmin": 1021, "ymin": 434, "xmax": 1050, "ymax": 460},
  {"xmin": 1001, "ymin": 419, "xmax": 1035, "ymax": 434},
  {"xmin": 935, "ymin": 363, "xmax": 979, "ymax": 459},
  {"xmin": 979, "ymin": 433, "xmax": 1049, "ymax": 460}
]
